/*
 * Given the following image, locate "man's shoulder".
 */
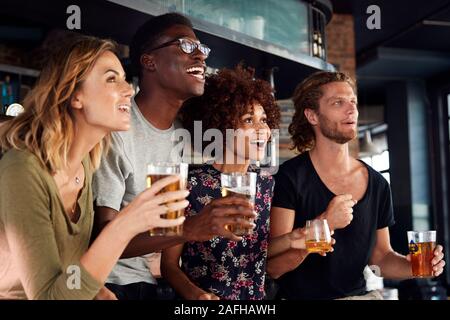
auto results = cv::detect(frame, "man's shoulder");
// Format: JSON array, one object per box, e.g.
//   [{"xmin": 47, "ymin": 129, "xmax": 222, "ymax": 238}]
[
  {"xmin": 357, "ymin": 159, "xmax": 390, "ymax": 190},
  {"xmin": 110, "ymin": 124, "xmax": 137, "ymax": 144},
  {"xmin": 277, "ymin": 153, "xmax": 310, "ymax": 175}
]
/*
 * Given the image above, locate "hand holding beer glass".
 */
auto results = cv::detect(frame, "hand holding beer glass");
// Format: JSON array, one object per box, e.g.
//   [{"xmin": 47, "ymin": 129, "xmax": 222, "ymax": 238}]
[
  {"xmin": 407, "ymin": 230, "xmax": 436, "ymax": 278},
  {"xmin": 146, "ymin": 163, "xmax": 188, "ymax": 236},
  {"xmin": 220, "ymin": 172, "xmax": 256, "ymax": 236},
  {"xmin": 305, "ymin": 219, "xmax": 333, "ymax": 254}
]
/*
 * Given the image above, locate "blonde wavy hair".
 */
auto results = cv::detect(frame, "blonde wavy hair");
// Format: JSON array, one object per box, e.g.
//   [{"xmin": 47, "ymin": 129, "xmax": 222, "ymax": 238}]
[{"xmin": 0, "ymin": 35, "xmax": 118, "ymax": 172}]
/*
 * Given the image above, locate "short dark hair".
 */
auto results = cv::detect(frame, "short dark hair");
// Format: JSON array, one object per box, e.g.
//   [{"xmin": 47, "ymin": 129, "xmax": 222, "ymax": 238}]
[
  {"xmin": 129, "ymin": 12, "xmax": 193, "ymax": 77},
  {"xmin": 289, "ymin": 71, "xmax": 356, "ymax": 153}
]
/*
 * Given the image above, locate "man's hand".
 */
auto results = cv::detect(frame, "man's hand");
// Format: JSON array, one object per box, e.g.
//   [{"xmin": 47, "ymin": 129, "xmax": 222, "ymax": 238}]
[
  {"xmin": 94, "ymin": 286, "xmax": 118, "ymax": 300},
  {"xmin": 289, "ymin": 228, "xmax": 336, "ymax": 256},
  {"xmin": 431, "ymin": 245, "xmax": 446, "ymax": 276},
  {"xmin": 288, "ymin": 228, "xmax": 307, "ymax": 250},
  {"xmin": 322, "ymin": 194, "xmax": 356, "ymax": 230},
  {"xmin": 183, "ymin": 196, "xmax": 256, "ymax": 242},
  {"xmin": 406, "ymin": 244, "xmax": 446, "ymax": 277}
]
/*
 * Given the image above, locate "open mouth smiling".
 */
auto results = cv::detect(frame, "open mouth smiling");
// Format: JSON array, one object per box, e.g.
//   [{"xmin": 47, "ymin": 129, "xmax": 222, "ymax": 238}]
[
  {"xmin": 117, "ymin": 104, "xmax": 131, "ymax": 113},
  {"xmin": 186, "ymin": 65, "xmax": 205, "ymax": 80}
]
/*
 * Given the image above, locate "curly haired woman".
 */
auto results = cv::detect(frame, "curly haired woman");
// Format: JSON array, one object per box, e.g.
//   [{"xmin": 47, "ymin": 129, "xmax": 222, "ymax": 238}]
[{"xmin": 161, "ymin": 65, "xmax": 313, "ymax": 300}]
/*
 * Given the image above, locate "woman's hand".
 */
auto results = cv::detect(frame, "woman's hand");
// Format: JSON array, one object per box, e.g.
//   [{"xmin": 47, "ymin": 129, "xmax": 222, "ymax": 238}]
[
  {"xmin": 197, "ymin": 292, "xmax": 220, "ymax": 300},
  {"xmin": 119, "ymin": 175, "xmax": 189, "ymax": 237}
]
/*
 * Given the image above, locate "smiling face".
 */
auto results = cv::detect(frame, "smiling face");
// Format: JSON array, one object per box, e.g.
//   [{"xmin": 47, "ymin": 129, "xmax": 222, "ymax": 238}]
[
  {"xmin": 232, "ymin": 103, "xmax": 271, "ymax": 162},
  {"xmin": 147, "ymin": 24, "xmax": 208, "ymax": 100},
  {"xmin": 72, "ymin": 50, "xmax": 134, "ymax": 132},
  {"xmin": 311, "ymin": 81, "xmax": 358, "ymax": 144}
]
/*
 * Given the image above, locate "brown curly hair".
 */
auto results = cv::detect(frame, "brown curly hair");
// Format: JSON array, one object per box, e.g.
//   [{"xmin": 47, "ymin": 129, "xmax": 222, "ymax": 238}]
[
  {"xmin": 289, "ymin": 71, "xmax": 356, "ymax": 153},
  {"xmin": 180, "ymin": 65, "xmax": 280, "ymax": 149}
]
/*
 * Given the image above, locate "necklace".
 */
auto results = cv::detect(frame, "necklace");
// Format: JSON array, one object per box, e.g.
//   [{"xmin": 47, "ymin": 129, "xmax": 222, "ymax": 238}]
[
  {"xmin": 72, "ymin": 170, "xmax": 81, "ymax": 216},
  {"xmin": 71, "ymin": 201, "xmax": 77, "ymax": 214}
]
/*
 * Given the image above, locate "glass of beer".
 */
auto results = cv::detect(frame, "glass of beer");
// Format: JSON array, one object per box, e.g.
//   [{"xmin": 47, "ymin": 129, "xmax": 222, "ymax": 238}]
[
  {"xmin": 407, "ymin": 230, "xmax": 436, "ymax": 278},
  {"xmin": 146, "ymin": 163, "xmax": 188, "ymax": 236},
  {"xmin": 220, "ymin": 172, "xmax": 256, "ymax": 236},
  {"xmin": 305, "ymin": 219, "xmax": 332, "ymax": 253}
]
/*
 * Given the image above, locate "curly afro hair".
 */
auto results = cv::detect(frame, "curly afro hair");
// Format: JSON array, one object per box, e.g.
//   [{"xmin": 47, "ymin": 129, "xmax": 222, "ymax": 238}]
[
  {"xmin": 180, "ymin": 65, "xmax": 280, "ymax": 149},
  {"xmin": 289, "ymin": 71, "xmax": 356, "ymax": 153}
]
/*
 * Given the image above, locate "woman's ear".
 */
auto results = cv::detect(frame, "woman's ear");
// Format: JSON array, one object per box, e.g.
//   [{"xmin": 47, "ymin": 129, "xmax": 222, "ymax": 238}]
[
  {"xmin": 70, "ymin": 92, "xmax": 83, "ymax": 110},
  {"xmin": 140, "ymin": 53, "xmax": 156, "ymax": 72},
  {"xmin": 304, "ymin": 108, "xmax": 318, "ymax": 126}
]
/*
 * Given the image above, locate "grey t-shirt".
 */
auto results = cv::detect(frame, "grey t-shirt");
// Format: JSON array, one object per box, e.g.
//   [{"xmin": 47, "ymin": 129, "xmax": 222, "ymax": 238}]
[{"xmin": 93, "ymin": 97, "xmax": 179, "ymax": 285}]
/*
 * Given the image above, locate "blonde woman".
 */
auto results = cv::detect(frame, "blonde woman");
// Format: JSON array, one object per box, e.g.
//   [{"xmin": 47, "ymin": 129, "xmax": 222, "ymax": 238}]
[{"xmin": 0, "ymin": 35, "xmax": 188, "ymax": 300}]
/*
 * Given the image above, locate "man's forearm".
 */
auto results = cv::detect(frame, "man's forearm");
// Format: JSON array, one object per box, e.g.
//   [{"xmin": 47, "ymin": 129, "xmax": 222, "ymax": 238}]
[
  {"xmin": 376, "ymin": 251, "xmax": 412, "ymax": 280},
  {"xmin": 267, "ymin": 249, "xmax": 309, "ymax": 279},
  {"xmin": 268, "ymin": 234, "xmax": 292, "ymax": 258}
]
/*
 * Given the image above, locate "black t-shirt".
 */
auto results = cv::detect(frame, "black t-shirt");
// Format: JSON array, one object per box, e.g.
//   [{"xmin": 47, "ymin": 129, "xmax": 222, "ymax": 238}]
[{"xmin": 272, "ymin": 152, "xmax": 395, "ymax": 300}]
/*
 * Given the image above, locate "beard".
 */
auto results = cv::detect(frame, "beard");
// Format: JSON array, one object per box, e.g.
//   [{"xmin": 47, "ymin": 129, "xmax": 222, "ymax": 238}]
[{"xmin": 317, "ymin": 112, "xmax": 357, "ymax": 144}]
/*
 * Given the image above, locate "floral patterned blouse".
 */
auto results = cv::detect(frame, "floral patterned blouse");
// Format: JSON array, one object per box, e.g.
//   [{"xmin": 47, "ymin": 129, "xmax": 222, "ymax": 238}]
[{"xmin": 181, "ymin": 164, "xmax": 274, "ymax": 300}]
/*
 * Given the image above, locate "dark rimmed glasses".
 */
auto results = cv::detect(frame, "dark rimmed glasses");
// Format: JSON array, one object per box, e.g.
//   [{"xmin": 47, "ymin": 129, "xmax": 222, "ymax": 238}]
[{"xmin": 148, "ymin": 38, "xmax": 211, "ymax": 57}]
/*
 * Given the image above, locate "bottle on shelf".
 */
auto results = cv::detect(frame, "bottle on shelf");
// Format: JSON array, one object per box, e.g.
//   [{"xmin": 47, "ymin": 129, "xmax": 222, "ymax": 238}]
[{"xmin": 1, "ymin": 75, "xmax": 15, "ymax": 115}]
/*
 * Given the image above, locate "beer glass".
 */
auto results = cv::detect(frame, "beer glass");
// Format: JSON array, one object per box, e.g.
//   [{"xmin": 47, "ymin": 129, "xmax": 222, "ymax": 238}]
[
  {"xmin": 407, "ymin": 230, "xmax": 436, "ymax": 278},
  {"xmin": 146, "ymin": 163, "xmax": 188, "ymax": 236},
  {"xmin": 220, "ymin": 172, "xmax": 256, "ymax": 236},
  {"xmin": 305, "ymin": 219, "xmax": 332, "ymax": 253}
]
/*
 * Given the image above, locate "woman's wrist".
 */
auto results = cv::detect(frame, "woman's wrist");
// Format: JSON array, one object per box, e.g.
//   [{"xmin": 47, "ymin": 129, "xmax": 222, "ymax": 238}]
[{"xmin": 108, "ymin": 210, "xmax": 135, "ymax": 245}]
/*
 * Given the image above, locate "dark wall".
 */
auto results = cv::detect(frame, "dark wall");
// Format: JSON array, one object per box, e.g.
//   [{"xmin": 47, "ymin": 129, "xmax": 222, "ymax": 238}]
[
  {"xmin": 427, "ymin": 72, "xmax": 450, "ymax": 288},
  {"xmin": 386, "ymin": 80, "xmax": 432, "ymax": 254}
]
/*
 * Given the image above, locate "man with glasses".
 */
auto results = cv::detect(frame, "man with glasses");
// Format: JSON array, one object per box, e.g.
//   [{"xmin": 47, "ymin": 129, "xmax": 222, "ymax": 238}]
[
  {"xmin": 150, "ymin": 38, "xmax": 211, "ymax": 57},
  {"xmin": 92, "ymin": 13, "xmax": 255, "ymax": 300}
]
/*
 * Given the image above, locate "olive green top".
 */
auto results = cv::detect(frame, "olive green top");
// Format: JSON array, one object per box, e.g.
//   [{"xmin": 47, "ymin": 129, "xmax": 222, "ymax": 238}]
[{"xmin": 0, "ymin": 149, "xmax": 102, "ymax": 299}]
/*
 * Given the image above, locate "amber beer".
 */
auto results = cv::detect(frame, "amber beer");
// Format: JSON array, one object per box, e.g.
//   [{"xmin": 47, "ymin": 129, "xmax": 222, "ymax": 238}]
[
  {"xmin": 146, "ymin": 163, "xmax": 188, "ymax": 236},
  {"xmin": 305, "ymin": 240, "xmax": 332, "ymax": 253},
  {"xmin": 305, "ymin": 219, "xmax": 332, "ymax": 253},
  {"xmin": 221, "ymin": 187, "xmax": 254, "ymax": 236},
  {"xmin": 220, "ymin": 172, "xmax": 256, "ymax": 236},
  {"xmin": 407, "ymin": 231, "xmax": 436, "ymax": 277}
]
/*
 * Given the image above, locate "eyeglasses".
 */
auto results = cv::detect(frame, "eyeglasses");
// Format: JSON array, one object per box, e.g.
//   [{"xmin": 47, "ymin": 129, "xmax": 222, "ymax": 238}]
[{"xmin": 148, "ymin": 38, "xmax": 211, "ymax": 57}]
